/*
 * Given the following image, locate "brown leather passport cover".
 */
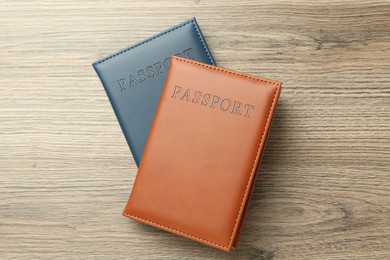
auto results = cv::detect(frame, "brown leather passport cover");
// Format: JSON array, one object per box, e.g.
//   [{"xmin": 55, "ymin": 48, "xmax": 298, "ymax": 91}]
[{"xmin": 122, "ymin": 56, "xmax": 282, "ymax": 251}]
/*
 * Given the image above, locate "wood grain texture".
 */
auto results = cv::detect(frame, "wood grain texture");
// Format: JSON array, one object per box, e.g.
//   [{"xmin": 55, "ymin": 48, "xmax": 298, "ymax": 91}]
[{"xmin": 0, "ymin": 0, "xmax": 389, "ymax": 259}]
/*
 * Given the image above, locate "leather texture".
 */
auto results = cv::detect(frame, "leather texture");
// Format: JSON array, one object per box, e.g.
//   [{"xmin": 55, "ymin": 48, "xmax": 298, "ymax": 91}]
[
  {"xmin": 123, "ymin": 56, "xmax": 282, "ymax": 251},
  {"xmin": 92, "ymin": 18, "xmax": 216, "ymax": 166}
]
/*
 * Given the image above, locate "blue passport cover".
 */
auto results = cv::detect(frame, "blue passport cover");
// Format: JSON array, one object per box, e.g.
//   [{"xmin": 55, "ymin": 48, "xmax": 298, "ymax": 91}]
[{"xmin": 92, "ymin": 18, "xmax": 216, "ymax": 166}]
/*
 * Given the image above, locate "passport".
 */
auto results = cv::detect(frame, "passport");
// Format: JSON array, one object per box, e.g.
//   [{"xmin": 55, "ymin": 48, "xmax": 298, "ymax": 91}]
[
  {"xmin": 92, "ymin": 18, "xmax": 215, "ymax": 166},
  {"xmin": 123, "ymin": 56, "xmax": 282, "ymax": 251}
]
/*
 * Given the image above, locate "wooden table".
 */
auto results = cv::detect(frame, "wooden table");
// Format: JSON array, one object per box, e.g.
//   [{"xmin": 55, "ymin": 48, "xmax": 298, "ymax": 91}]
[{"xmin": 1, "ymin": 1, "xmax": 389, "ymax": 259}]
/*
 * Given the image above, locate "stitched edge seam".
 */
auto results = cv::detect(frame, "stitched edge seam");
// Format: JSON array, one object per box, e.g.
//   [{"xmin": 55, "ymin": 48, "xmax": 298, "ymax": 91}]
[
  {"xmin": 191, "ymin": 19, "xmax": 215, "ymax": 65},
  {"xmin": 125, "ymin": 56, "xmax": 281, "ymax": 250},
  {"xmin": 122, "ymin": 212, "xmax": 228, "ymax": 250},
  {"xmin": 94, "ymin": 19, "xmax": 213, "ymax": 65},
  {"xmin": 227, "ymin": 86, "xmax": 279, "ymax": 249},
  {"xmin": 94, "ymin": 20, "xmax": 191, "ymax": 64},
  {"xmin": 174, "ymin": 56, "xmax": 279, "ymax": 85}
]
